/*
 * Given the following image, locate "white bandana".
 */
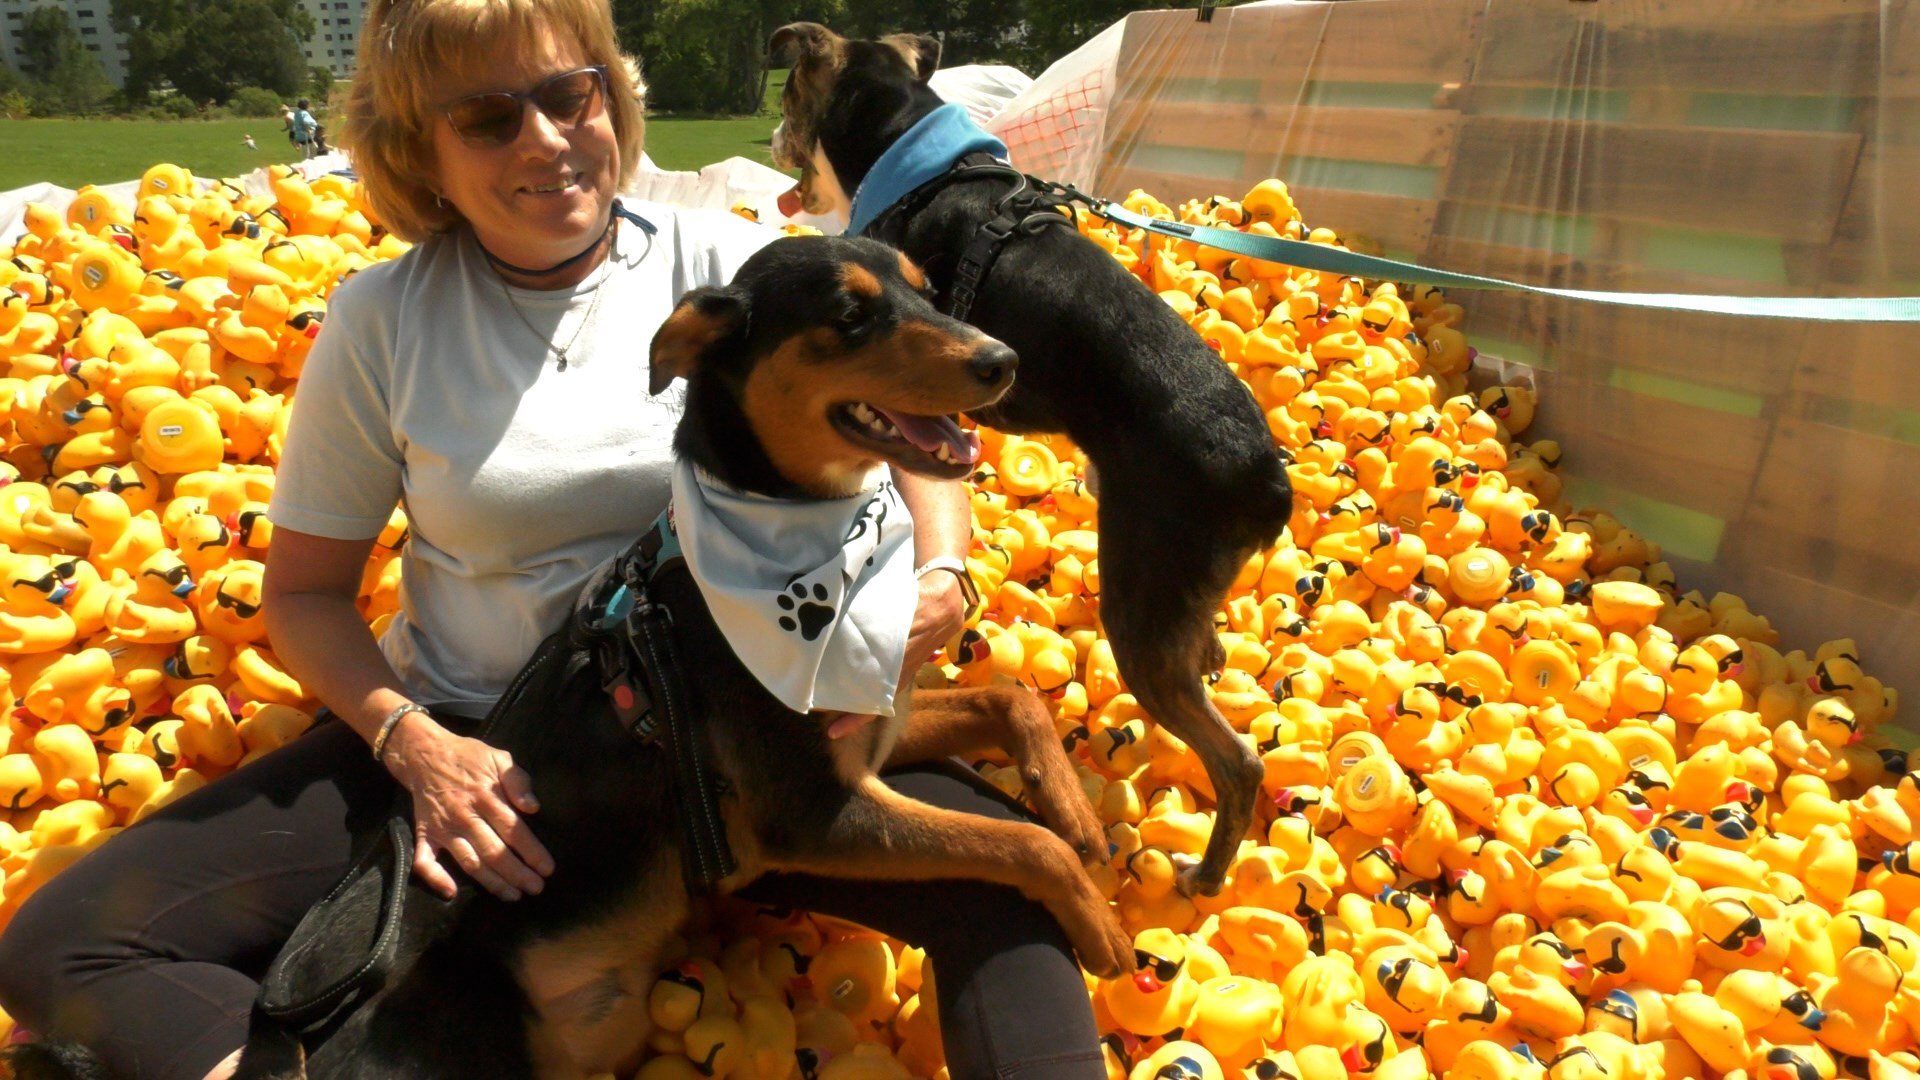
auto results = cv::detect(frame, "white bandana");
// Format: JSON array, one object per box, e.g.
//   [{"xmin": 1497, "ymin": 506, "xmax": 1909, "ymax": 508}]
[{"xmin": 668, "ymin": 460, "xmax": 917, "ymax": 716}]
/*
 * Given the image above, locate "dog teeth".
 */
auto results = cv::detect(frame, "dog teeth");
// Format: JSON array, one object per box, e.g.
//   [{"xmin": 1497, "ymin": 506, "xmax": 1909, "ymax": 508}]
[
  {"xmin": 933, "ymin": 443, "xmax": 956, "ymax": 464},
  {"xmin": 848, "ymin": 403, "xmax": 900, "ymax": 441}
]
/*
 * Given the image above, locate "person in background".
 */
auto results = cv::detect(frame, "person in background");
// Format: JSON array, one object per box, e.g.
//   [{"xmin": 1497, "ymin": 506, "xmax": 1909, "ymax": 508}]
[{"xmin": 291, "ymin": 98, "xmax": 319, "ymax": 159}]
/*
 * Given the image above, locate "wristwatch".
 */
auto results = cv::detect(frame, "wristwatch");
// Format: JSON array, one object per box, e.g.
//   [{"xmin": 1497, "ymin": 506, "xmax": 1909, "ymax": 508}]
[{"xmin": 915, "ymin": 556, "xmax": 981, "ymax": 621}]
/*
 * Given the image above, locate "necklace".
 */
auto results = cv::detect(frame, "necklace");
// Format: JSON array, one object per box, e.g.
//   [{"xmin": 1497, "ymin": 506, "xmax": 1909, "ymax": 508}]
[{"xmin": 493, "ymin": 219, "xmax": 617, "ymax": 372}]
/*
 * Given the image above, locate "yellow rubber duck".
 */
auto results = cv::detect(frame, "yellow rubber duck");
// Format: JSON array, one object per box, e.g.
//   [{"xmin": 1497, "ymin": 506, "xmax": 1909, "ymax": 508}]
[
  {"xmin": 102, "ymin": 549, "xmax": 198, "ymax": 644},
  {"xmin": 75, "ymin": 488, "xmax": 166, "ymax": 580},
  {"xmin": 0, "ymin": 551, "xmax": 80, "ymax": 654},
  {"xmin": 1102, "ymin": 927, "xmax": 1202, "ymax": 1038}
]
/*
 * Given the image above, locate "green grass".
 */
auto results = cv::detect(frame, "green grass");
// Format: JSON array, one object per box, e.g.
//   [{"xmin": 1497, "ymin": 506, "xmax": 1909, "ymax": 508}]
[
  {"xmin": 0, "ymin": 74, "xmax": 791, "ymax": 190},
  {"xmin": 0, "ymin": 113, "xmax": 783, "ymax": 190}
]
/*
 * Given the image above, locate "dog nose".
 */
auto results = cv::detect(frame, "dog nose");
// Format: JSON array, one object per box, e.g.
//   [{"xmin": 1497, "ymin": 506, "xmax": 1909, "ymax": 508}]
[{"xmin": 970, "ymin": 341, "xmax": 1017, "ymax": 388}]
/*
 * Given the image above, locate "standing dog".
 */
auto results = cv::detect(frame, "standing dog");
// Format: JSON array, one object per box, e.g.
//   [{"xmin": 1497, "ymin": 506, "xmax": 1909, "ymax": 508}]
[
  {"xmin": 768, "ymin": 25, "xmax": 1294, "ymax": 896},
  {"xmin": 0, "ymin": 237, "xmax": 1127, "ymax": 1080}
]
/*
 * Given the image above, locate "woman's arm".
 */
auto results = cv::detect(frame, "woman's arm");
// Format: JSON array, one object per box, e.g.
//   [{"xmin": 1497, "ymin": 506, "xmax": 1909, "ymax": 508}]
[
  {"xmin": 894, "ymin": 469, "xmax": 971, "ymax": 668},
  {"xmin": 264, "ymin": 527, "xmax": 553, "ymax": 901}
]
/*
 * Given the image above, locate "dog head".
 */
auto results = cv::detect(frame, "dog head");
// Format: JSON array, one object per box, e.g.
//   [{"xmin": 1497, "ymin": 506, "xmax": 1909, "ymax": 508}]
[
  {"xmin": 767, "ymin": 22, "xmax": 942, "ymax": 219},
  {"xmin": 651, "ymin": 235, "xmax": 1016, "ymax": 500}
]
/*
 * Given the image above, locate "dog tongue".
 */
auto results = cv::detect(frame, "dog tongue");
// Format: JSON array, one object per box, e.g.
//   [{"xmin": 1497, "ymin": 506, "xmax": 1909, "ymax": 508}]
[
  {"xmin": 875, "ymin": 408, "xmax": 979, "ymax": 464},
  {"xmin": 777, "ymin": 183, "xmax": 803, "ymax": 218}
]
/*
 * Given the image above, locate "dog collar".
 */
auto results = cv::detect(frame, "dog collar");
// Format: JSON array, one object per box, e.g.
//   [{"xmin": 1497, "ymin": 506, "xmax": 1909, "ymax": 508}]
[{"xmin": 845, "ymin": 103, "xmax": 1008, "ymax": 236}]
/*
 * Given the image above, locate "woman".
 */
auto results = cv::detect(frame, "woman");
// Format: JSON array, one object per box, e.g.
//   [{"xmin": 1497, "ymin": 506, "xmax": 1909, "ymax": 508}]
[{"xmin": 0, "ymin": 1, "xmax": 1105, "ymax": 1078}]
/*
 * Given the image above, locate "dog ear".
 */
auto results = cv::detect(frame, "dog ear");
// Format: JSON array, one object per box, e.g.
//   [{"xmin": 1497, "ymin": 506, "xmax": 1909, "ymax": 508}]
[
  {"xmin": 650, "ymin": 287, "xmax": 747, "ymax": 396},
  {"xmin": 881, "ymin": 33, "xmax": 942, "ymax": 83},
  {"xmin": 768, "ymin": 22, "xmax": 839, "ymax": 69}
]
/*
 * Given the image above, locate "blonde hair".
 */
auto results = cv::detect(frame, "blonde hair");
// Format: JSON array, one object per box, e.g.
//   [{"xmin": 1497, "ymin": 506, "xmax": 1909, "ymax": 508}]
[{"xmin": 342, "ymin": 0, "xmax": 646, "ymax": 241}]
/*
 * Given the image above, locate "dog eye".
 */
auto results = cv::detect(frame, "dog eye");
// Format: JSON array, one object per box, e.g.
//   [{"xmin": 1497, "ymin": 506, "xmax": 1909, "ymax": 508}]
[{"xmin": 836, "ymin": 304, "xmax": 869, "ymax": 333}]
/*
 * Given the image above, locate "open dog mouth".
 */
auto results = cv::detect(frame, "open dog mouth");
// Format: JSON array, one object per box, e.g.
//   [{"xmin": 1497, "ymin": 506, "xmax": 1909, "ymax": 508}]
[{"xmin": 831, "ymin": 401, "xmax": 981, "ymax": 478}]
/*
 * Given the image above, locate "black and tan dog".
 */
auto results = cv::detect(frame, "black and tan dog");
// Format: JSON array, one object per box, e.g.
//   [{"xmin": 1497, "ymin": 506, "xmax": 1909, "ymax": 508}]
[
  {"xmin": 768, "ymin": 25, "xmax": 1294, "ymax": 897},
  {"xmin": 3, "ymin": 237, "xmax": 1127, "ymax": 1080}
]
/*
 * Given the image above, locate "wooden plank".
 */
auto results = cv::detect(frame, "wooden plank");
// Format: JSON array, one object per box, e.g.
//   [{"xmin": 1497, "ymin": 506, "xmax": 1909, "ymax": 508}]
[
  {"xmin": 1125, "ymin": 103, "xmax": 1458, "ymax": 168},
  {"xmin": 1469, "ymin": 0, "xmax": 1882, "ymax": 96},
  {"xmin": 1443, "ymin": 117, "xmax": 1862, "ymax": 243},
  {"xmin": 1116, "ymin": 3, "xmax": 1478, "ymax": 88},
  {"xmin": 1748, "ymin": 420, "xmax": 1920, "ymax": 545},
  {"xmin": 1526, "ymin": 374, "xmax": 1769, "ymax": 522},
  {"xmin": 1095, "ymin": 164, "xmax": 1239, "ymax": 207},
  {"xmin": 1825, "ymin": 141, "xmax": 1920, "ymax": 285},
  {"xmin": 1549, "ymin": 306, "xmax": 1811, "ymax": 396},
  {"xmin": 1290, "ymin": 187, "xmax": 1437, "ymax": 253},
  {"xmin": 1787, "ymin": 323, "xmax": 1920, "ymax": 413}
]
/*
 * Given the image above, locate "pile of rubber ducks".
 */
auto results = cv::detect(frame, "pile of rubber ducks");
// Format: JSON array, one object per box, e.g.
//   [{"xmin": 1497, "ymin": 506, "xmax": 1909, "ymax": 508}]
[{"xmin": 3, "ymin": 162, "xmax": 1918, "ymax": 1080}]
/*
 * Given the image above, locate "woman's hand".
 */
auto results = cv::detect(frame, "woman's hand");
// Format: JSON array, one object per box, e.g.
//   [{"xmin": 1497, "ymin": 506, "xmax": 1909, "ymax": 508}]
[
  {"xmin": 904, "ymin": 566, "xmax": 967, "ymax": 679},
  {"xmin": 383, "ymin": 712, "xmax": 554, "ymax": 901}
]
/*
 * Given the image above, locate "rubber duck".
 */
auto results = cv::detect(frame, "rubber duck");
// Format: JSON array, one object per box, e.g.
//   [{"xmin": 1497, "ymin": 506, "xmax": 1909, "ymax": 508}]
[
  {"xmin": 31, "ymin": 723, "xmax": 102, "ymax": 802},
  {"xmin": 1445, "ymin": 1041, "xmax": 1543, "ymax": 1080},
  {"xmin": 103, "ymin": 549, "xmax": 197, "ymax": 644},
  {"xmin": 193, "ymin": 559, "xmax": 267, "ymax": 645},
  {"xmin": 230, "ymin": 643, "xmax": 307, "ymax": 707},
  {"xmin": 1811, "ymin": 946, "xmax": 1909, "ymax": 1058},
  {"xmin": 1126, "ymin": 1040, "xmax": 1225, "ymax": 1080},
  {"xmin": 1695, "ymin": 891, "xmax": 1790, "ymax": 973},
  {"xmin": 1182, "ymin": 977, "xmax": 1281, "ymax": 1072},
  {"xmin": 22, "ymin": 647, "xmax": 132, "ymax": 737},
  {"xmin": 1274, "ymin": 952, "xmax": 1362, "ymax": 1054},
  {"xmin": 1104, "ymin": 927, "xmax": 1201, "ymax": 1038},
  {"xmin": 0, "ymin": 551, "xmax": 79, "ymax": 654},
  {"xmin": 170, "ymin": 683, "xmax": 243, "ymax": 772},
  {"xmin": 75, "ymin": 489, "xmax": 166, "ymax": 580},
  {"xmin": 99, "ymin": 751, "xmax": 164, "ymax": 824}
]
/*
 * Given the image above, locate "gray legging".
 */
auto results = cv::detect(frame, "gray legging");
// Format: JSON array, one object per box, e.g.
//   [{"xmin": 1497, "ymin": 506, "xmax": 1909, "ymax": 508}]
[{"xmin": 0, "ymin": 715, "xmax": 1102, "ymax": 1080}]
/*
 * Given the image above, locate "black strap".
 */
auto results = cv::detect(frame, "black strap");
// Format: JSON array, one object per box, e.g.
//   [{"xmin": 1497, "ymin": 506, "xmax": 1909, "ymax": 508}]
[
  {"xmin": 584, "ymin": 515, "xmax": 738, "ymax": 892},
  {"xmin": 859, "ymin": 152, "xmax": 1078, "ymax": 322}
]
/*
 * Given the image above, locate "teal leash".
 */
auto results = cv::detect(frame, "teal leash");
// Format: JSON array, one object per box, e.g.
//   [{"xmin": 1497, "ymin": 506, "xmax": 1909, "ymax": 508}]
[{"xmin": 1076, "ymin": 194, "xmax": 1920, "ymax": 323}]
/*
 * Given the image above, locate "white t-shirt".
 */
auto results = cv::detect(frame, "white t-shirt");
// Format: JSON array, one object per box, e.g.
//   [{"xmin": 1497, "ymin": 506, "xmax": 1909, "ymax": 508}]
[{"xmin": 268, "ymin": 202, "xmax": 776, "ymax": 716}]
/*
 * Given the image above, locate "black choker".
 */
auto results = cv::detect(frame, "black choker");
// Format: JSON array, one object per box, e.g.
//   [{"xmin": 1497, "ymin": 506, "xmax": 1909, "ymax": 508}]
[{"xmin": 477, "ymin": 209, "xmax": 616, "ymax": 279}]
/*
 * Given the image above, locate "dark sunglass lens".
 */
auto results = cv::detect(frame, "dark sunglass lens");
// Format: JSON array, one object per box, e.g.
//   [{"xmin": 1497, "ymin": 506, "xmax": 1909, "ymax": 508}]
[
  {"xmin": 536, "ymin": 70, "xmax": 602, "ymax": 126},
  {"xmin": 448, "ymin": 93, "xmax": 522, "ymax": 145}
]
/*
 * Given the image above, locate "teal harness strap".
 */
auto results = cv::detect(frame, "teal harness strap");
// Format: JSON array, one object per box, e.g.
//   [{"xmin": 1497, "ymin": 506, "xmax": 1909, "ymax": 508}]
[{"xmin": 1091, "ymin": 200, "xmax": 1920, "ymax": 323}]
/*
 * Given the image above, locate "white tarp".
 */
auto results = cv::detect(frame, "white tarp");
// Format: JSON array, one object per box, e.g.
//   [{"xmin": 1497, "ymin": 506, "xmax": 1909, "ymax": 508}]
[
  {"xmin": 983, "ymin": 20, "xmax": 1126, "ymax": 189},
  {"xmin": 928, "ymin": 64, "xmax": 1034, "ymax": 127}
]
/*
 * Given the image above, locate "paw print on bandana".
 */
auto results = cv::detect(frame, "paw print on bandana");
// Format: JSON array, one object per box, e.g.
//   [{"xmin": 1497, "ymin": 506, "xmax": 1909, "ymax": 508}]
[{"xmin": 777, "ymin": 581, "xmax": 835, "ymax": 641}]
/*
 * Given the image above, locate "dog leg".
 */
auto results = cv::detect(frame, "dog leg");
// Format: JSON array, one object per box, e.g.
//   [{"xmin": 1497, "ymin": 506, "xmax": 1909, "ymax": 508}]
[
  {"xmin": 768, "ymin": 776, "xmax": 1133, "ymax": 978},
  {"xmin": 889, "ymin": 686, "xmax": 1105, "ymax": 866},
  {"xmin": 1100, "ymin": 537, "xmax": 1263, "ymax": 899}
]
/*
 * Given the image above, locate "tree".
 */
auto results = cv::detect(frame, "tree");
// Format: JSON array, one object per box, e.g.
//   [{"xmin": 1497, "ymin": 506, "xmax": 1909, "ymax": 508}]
[
  {"xmin": 308, "ymin": 64, "xmax": 333, "ymax": 104},
  {"xmin": 111, "ymin": 0, "xmax": 313, "ymax": 103},
  {"xmin": 16, "ymin": 6, "xmax": 113, "ymax": 113}
]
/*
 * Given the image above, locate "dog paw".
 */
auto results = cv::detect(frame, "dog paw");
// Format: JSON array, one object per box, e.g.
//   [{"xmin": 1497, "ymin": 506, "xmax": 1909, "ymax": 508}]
[
  {"xmin": 776, "ymin": 581, "xmax": 836, "ymax": 641},
  {"xmin": 1029, "ymin": 774, "xmax": 1106, "ymax": 868},
  {"xmin": 1075, "ymin": 906, "xmax": 1136, "ymax": 981}
]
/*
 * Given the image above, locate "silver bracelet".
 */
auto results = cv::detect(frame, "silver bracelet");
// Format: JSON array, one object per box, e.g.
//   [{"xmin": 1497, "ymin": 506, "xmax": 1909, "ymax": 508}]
[{"xmin": 372, "ymin": 702, "xmax": 430, "ymax": 762}]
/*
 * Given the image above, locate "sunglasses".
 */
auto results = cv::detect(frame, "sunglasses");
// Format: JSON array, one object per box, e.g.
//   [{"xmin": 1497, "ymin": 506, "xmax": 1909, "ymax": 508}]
[{"xmin": 440, "ymin": 66, "xmax": 608, "ymax": 148}]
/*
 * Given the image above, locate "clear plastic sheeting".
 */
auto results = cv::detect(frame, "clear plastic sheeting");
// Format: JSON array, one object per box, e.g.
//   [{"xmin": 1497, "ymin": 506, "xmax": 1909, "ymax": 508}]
[{"xmin": 1088, "ymin": 0, "xmax": 1920, "ymax": 704}]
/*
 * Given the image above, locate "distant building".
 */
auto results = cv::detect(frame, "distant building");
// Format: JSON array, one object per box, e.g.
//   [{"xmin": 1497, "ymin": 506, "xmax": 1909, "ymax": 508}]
[
  {"xmin": 0, "ymin": 0, "xmax": 367, "ymax": 89},
  {"xmin": 0, "ymin": 0, "xmax": 128, "ymax": 85},
  {"xmin": 301, "ymin": 0, "xmax": 368, "ymax": 79}
]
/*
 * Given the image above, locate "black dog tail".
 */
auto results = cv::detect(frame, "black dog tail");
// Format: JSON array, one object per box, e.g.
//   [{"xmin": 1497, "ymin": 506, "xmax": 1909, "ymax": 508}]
[
  {"xmin": 0, "ymin": 1040, "xmax": 110, "ymax": 1080},
  {"xmin": 229, "ymin": 1003, "xmax": 306, "ymax": 1080}
]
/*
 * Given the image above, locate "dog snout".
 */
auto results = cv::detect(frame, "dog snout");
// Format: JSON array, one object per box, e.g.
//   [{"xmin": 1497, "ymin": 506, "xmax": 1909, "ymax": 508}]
[{"xmin": 970, "ymin": 341, "xmax": 1017, "ymax": 389}]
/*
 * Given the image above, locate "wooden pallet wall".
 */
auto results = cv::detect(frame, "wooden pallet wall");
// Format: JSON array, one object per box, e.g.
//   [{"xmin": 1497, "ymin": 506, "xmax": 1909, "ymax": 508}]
[{"xmin": 1094, "ymin": 0, "xmax": 1920, "ymax": 699}]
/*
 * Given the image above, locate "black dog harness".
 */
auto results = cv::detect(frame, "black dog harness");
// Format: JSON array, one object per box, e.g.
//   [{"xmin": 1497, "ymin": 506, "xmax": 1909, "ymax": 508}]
[
  {"xmin": 574, "ymin": 512, "xmax": 738, "ymax": 891},
  {"xmin": 857, "ymin": 152, "xmax": 1084, "ymax": 322}
]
